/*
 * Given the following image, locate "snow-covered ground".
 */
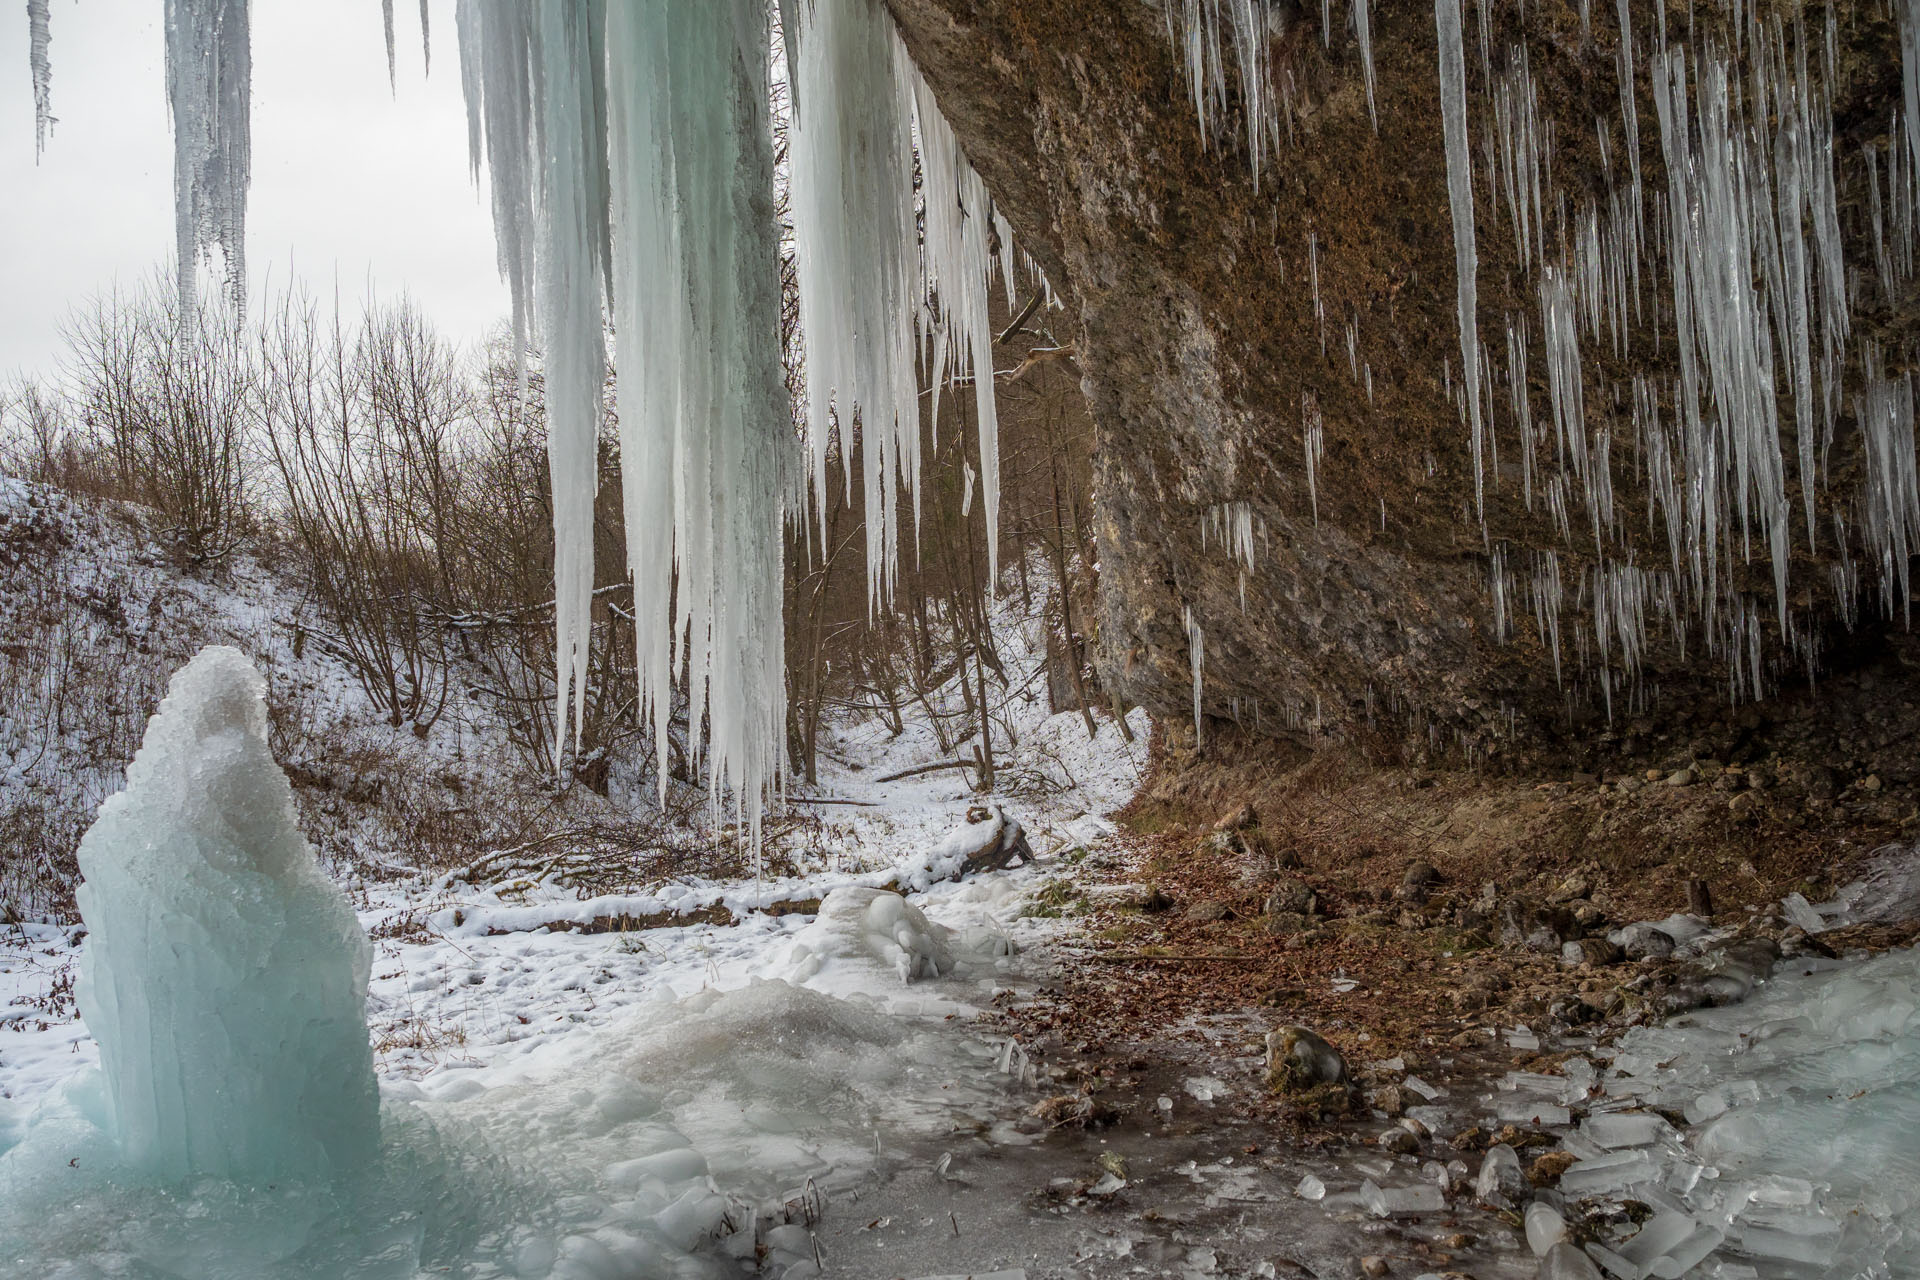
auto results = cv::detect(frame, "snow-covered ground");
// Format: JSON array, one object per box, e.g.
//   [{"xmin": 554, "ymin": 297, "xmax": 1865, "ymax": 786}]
[{"xmin": 0, "ymin": 478, "xmax": 1153, "ymax": 1277}]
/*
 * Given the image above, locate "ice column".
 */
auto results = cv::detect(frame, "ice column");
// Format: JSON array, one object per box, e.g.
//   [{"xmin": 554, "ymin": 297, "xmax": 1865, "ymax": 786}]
[
  {"xmin": 75, "ymin": 646, "xmax": 377, "ymax": 1181},
  {"xmin": 164, "ymin": 0, "xmax": 251, "ymax": 320},
  {"xmin": 606, "ymin": 0, "xmax": 790, "ymax": 841},
  {"xmin": 28, "ymin": 0, "xmax": 51, "ymax": 155},
  {"xmin": 788, "ymin": 0, "xmax": 923, "ymax": 606}
]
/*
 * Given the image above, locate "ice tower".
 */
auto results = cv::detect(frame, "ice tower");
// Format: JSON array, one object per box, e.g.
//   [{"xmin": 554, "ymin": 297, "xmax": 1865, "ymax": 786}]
[{"xmin": 74, "ymin": 645, "xmax": 378, "ymax": 1180}]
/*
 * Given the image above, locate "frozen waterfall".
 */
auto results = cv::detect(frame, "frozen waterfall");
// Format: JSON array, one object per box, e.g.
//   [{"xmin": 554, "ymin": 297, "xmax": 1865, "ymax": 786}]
[{"xmin": 74, "ymin": 645, "xmax": 378, "ymax": 1180}]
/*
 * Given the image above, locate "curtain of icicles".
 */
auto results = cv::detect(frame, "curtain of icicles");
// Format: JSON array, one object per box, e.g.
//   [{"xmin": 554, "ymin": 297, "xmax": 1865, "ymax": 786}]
[
  {"xmin": 789, "ymin": 0, "xmax": 1007, "ymax": 603},
  {"xmin": 119, "ymin": 0, "xmax": 1017, "ymax": 838},
  {"xmin": 443, "ymin": 0, "xmax": 1012, "ymax": 840},
  {"xmin": 1164, "ymin": 0, "xmax": 1920, "ymax": 723}
]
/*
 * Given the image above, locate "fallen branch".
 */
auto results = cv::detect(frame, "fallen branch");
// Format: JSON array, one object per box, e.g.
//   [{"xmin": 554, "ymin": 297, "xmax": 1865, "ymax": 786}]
[{"xmin": 871, "ymin": 759, "xmax": 976, "ymax": 784}]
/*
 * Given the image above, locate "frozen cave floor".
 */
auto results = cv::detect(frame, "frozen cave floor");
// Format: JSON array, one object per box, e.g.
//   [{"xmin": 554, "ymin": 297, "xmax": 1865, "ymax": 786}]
[{"xmin": 3, "ymin": 829, "xmax": 1920, "ymax": 1278}]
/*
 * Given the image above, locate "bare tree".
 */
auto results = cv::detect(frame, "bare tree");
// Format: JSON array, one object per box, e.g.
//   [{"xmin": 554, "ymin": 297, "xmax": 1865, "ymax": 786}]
[{"xmin": 65, "ymin": 283, "xmax": 255, "ymax": 567}]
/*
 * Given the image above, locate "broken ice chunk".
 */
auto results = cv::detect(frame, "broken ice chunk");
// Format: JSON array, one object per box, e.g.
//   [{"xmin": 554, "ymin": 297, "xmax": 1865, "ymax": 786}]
[
  {"xmin": 1474, "ymin": 1143, "xmax": 1526, "ymax": 1202},
  {"xmin": 1491, "ymin": 1094, "xmax": 1570, "ymax": 1126},
  {"xmin": 1683, "ymin": 1087, "xmax": 1728, "ymax": 1123},
  {"xmin": 1732, "ymin": 1212, "xmax": 1840, "ymax": 1267},
  {"xmin": 1506, "ymin": 1026, "xmax": 1541, "ymax": 1051},
  {"xmin": 1779, "ymin": 892, "xmax": 1825, "ymax": 934},
  {"xmin": 1556, "ymin": 1150, "xmax": 1659, "ymax": 1196},
  {"xmin": 1643, "ymin": 1225, "xmax": 1724, "ymax": 1278},
  {"xmin": 1294, "ymin": 1173, "xmax": 1326, "ymax": 1200},
  {"xmin": 1526, "ymin": 1202, "xmax": 1569, "ymax": 1255},
  {"xmin": 1404, "ymin": 1074, "xmax": 1442, "ymax": 1099},
  {"xmin": 1538, "ymin": 1243, "xmax": 1605, "ymax": 1279},
  {"xmin": 1358, "ymin": 1180, "xmax": 1445, "ymax": 1216},
  {"xmin": 1582, "ymin": 1111, "xmax": 1671, "ymax": 1149},
  {"xmin": 1619, "ymin": 1211, "xmax": 1698, "ymax": 1266}
]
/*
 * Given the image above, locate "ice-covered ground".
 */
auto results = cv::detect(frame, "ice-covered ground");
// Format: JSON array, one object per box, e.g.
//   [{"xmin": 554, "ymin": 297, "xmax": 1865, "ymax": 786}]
[
  {"xmin": 0, "ymin": 585, "xmax": 1150, "ymax": 1277},
  {"xmin": 1463, "ymin": 856, "xmax": 1920, "ymax": 1280}
]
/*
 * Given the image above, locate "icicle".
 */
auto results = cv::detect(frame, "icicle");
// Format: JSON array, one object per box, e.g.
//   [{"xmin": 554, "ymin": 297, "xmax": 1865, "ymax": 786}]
[
  {"xmin": 606, "ymin": 0, "xmax": 790, "ymax": 842},
  {"xmin": 1303, "ymin": 390, "xmax": 1325, "ymax": 525},
  {"xmin": 535, "ymin": 2, "xmax": 606, "ymax": 759},
  {"xmin": 455, "ymin": 1, "xmax": 537, "ymax": 373},
  {"xmin": 383, "ymin": 0, "xmax": 397, "ymax": 89},
  {"xmin": 28, "ymin": 0, "xmax": 51, "ymax": 157},
  {"xmin": 420, "ymin": 0, "xmax": 431, "ymax": 74},
  {"xmin": 914, "ymin": 65, "xmax": 1003, "ymax": 583},
  {"xmin": 1903, "ymin": 0, "xmax": 1920, "ymax": 184},
  {"xmin": 1435, "ymin": 0, "xmax": 1486, "ymax": 530},
  {"xmin": 1164, "ymin": 0, "xmax": 1277, "ymax": 186},
  {"xmin": 1354, "ymin": 0, "xmax": 1378, "ymax": 133},
  {"xmin": 457, "ymin": 1, "xmax": 608, "ymax": 759},
  {"xmin": 164, "ymin": 0, "xmax": 252, "ymax": 322},
  {"xmin": 789, "ymin": 0, "xmax": 922, "ymax": 607},
  {"xmin": 1185, "ymin": 604, "xmax": 1205, "ymax": 746}
]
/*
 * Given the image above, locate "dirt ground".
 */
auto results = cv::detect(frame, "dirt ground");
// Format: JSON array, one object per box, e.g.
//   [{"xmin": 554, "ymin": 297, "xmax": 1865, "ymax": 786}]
[{"xmin": 991, "ymin": 726, "xmax": 1920, "ymax": 1130}]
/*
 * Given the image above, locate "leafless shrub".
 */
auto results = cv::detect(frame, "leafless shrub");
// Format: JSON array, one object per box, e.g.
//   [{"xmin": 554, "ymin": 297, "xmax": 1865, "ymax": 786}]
[{"xmin": 65, "ymin": 284, "xmax": 255, "ymax": 569}]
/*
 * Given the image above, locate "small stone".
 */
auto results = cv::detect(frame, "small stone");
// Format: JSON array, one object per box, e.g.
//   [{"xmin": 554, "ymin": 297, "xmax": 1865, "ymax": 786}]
[
  {"xmin": 1214, "ymin": 803, "xmax": 1258, "ymax": 831},
  {"xmin": 1265, "ymin": 876, "xmax": 1317, "ymax": 916},
  {"xmin": 1644, "ymin": 768, "xmax": 1664, "ymax": 781},
  {"xmin": 1549, "ymin": 873, "xmax": 1590, "ymax": 903},
  {"xmin": 1267, "ymin": 1024, "xmax": 1348, "ymax": 1091},
  {"xmin": 1399, "ymin": 860, "xmax": 1442, "ymax": 904},
  {"xmin": 1369, "ymin": 1084, "xmax": 1407, "ymax": 1116},
  {"xmin": 1559, "ymin": 937, "xmax": 1623, "ymax": 968},
  {"xmin": 1861, "ymin": 774, "xmax": 1884, "ymax": 792},
  {"xmin": 1265, "ymin": 910, "xmax": 1309, "ymax": 936},
  {"xmin": 1616, "ymin": 922, "xmax": 1676, "ymax": 960},
  {"xmin": 1666, "ymin": 767, "xmax": 1696, "ymax": 787},
  {"xmin": 1360, "ymin": 1256, "xmax": 1390, "ymax": 1278},
  {"xmin": 1380, "ymin": 1129, "xmax": 1420, "ymax": 1155},
  {"xmin": 1527, "ymin": 1150, "xmax": 1577, "ymax": 1187},
  {"xmin": 1728, "ymin": 790, "xmax": 1761, "ymax": 821},
  {"xmin": 1185, "ymin": 899, "xmax": 1232, "ymax": 923}
]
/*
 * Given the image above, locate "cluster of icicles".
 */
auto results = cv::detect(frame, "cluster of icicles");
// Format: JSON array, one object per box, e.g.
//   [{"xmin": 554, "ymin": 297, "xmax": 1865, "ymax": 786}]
[
  {"xmin": 446, "ymin": 0, "xmax": 1023, "ymax": 844},
  {"xmin": 29, "ymin": 0, "xmax": 1028, "ymax": 842},
  {"xmin": 1167, "ymin": 0, "xmax": 1920, "ymax": 738}
]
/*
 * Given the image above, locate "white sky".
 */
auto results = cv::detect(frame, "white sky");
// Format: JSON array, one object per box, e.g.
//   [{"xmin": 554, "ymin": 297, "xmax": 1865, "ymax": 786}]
[{"xmin": 0, "ymin": 0, "xmax": 508, "ymax": 381}]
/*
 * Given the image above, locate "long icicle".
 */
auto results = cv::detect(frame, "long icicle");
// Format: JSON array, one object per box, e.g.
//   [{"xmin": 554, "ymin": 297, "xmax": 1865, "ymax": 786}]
[
  {"xmin": 1435, "ymin": 0, "xmax": 1485, "ymax": 530},
  {"xmin": 164, "ymin": 0, "xmax": 252, "ymax": 322}
]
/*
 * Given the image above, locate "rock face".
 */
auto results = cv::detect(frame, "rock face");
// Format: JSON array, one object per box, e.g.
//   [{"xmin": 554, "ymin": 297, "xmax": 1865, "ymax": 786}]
[{"xmin": 885, "ymin": 0, "xmax": 1916, "ymax": 764}]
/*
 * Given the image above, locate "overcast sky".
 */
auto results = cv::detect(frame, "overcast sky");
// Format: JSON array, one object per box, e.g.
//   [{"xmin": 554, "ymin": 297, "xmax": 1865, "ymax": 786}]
[{"xmin": 1, "ymin": 0, "xmax": 508, "ymax": 381}]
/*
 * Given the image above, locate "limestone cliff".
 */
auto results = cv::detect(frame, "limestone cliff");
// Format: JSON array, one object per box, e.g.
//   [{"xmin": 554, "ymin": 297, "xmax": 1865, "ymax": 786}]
[{"xmin": 886, "ymin": 0, "xmax": 1916, "ymax": 770}]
